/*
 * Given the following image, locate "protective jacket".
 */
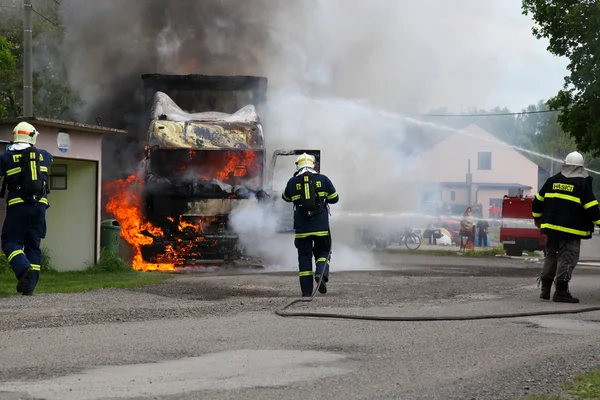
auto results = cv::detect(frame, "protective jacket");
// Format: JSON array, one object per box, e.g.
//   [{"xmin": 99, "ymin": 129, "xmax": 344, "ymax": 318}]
[
  {"xmin": 532, "ymin": 172, "xmax": 600, "ymax": 240},
  {"xmin": 282, "ymin": 172, "xmax": 339, "ymax": 237},
  {"xmin": 0, "ymin": 146, "xmax": 52, "ymax": 208}
]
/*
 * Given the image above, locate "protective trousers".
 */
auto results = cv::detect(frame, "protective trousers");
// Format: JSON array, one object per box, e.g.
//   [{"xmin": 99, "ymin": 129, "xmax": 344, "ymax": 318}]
[
  {"xmin": 294, "ymin": 234, "xmax": 332, "ymax": 295},
  {"xmin": 1, "ymin": 202, "xmax": 47, "ymax": 294},
  {"xmin": 541, "ymin": 233, "xmax": 581, "ymax": 282}
]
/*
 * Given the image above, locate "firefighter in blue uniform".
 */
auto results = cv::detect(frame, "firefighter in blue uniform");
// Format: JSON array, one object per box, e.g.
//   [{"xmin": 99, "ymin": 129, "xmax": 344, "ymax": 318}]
[
  {"xmin": 0, "ymin": 122, "xmax": 53, "ymax": 296},
  {"xmin": 282, "ymin": 153, "xmax": 339, "ymax": 296}
]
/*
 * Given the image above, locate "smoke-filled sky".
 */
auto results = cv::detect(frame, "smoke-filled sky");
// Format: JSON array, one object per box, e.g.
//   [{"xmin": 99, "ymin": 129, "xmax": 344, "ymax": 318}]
[{"xmin": 56, "ymin": 0, "xmax": 567, "ymax": 122}]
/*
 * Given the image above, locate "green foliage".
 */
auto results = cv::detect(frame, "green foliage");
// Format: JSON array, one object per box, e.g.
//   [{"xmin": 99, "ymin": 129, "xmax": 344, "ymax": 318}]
[
  {"xmin": 562, "ymin": 369, "xmax": 600, "ymax": 399},
  {"xmin": 0, "ymin": 1, "xmax": 80, "ymax": 119},
  {"xmin": 0, "ymin": 35, "xmax": 18, "ymax": 118},
  {"xmin": 522, "ymin": 0, "xmax": 600, "ymax": 155},
  {"xmin": 85, "ymin": 248, "xmax": 133, "ymax": 274}
]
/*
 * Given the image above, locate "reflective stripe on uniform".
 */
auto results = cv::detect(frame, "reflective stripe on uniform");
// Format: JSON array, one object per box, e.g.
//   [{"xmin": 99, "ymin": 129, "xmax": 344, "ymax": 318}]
[
  {"xmin": 7, "ymin": 198, "xmax": 24, "ymax": 206},
  {"xmin": 532, "ymin": 212, "xmax": 542, "ymax": 218},
  {"xmin": 295, "ymin": 231, "xmax": 329, "ymax": 238},
  {"xmin": 299, "ymin": 271, "xmax": 313, "ymax": 276},
  {"xmin": 39, "ymin": 198, "xmax": 48, "ymax": 205},
  {"xmin": 327, "ymin": 192, "xmax": 338, "ymax": 200},
  {"xmin": 7, "ymin": 250, "xmax": 24, "ymax": 262},
  {"xmin": 282, "ymin": 193, "xmax": 291, "ymax": 201},
  {"xmin": 594, "ymin": 219, "xmax": 600, "ymax": 225},
  {"xmin": 40, "ymin": 166, "xmax": 47, "ymax": 172},
  {"xmin": 540, "ymin": 223, "xmax": 589, "ymax": 237},
  {"xmin": 544, "ymin": 192, "xmax": 581, "ymax": 204},
  {"xmin": 584, "ymin": 200, "xmax": 599, "ymax": 209},
  {"xmin": 303, "ymin": 175, "xmax": 310, "ymax": 200},
  {"xmin": 315, "ymin": 257, "xmax": 330, "ymax": 265},
  {"xmin": 6, "ymin": 167, "xmax": 21, "ymax": 176},
  {"xmin": 291, "ymin": 195, "xmax": 301, "ymax": 201},
  {"xmin": 535, "ymin": 193, "xmax": 544, "ymax": 201},
  {"xmin": 31, "ymin": 264, "xmax": 41, "ymax": 271}
]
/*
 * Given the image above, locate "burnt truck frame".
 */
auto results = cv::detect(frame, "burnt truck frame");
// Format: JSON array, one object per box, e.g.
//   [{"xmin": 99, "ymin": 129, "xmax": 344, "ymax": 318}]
[{"xmin": 138, "ymin": 74, "xmax": 320, "ymax": 266}]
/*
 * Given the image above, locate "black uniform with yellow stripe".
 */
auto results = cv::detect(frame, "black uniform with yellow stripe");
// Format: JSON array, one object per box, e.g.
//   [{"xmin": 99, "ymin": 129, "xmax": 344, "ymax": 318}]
[
  {"xmin": 282, "ymin": 172, "xmax": 339, "ymax": 295},
  {"xmin": 0, "ymin": 146, "xmax": 52, "ymax": 295},
  {"xmin": 532, "ymin": 173, "xmax": 600, "ymax": 239}
]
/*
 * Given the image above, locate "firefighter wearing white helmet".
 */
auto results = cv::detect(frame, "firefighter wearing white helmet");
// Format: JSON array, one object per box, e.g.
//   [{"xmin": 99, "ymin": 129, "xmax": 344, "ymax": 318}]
[
  {"xmin": 532, "ymin": 150, "xmax": 600, "ymax": 303},
  {"xmin": 0, "ymin": 122, "xmax": 53, "ymax": 296},
  {"xmin": 282, "ymin": 152, "xmax": 339, "ymax": 296}
]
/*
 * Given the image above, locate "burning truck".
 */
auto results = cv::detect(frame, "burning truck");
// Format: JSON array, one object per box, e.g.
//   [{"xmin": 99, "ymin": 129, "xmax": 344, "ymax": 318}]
[{"xmin": 104, "ymin": 74, "xmax": 318, "ymax": 271}]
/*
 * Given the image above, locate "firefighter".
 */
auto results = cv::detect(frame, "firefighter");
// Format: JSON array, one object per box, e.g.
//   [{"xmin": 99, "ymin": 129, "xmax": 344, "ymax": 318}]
[
  {"xmin": 0, "ymin": 122, "xmax": 53, "ymax": 296},
  {"xmin": 532, "ymin": 151, "xmax": 600, "ymax": 303},
  {"xmin": 282, "ymin": 153, "xmax": 339, "ymax": 296}
]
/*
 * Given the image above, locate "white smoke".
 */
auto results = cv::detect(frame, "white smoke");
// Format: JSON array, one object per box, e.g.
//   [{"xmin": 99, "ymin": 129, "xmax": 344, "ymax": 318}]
[{"xmin": 55, "ymin": 0, "xmax": 544, "ymax": 271}]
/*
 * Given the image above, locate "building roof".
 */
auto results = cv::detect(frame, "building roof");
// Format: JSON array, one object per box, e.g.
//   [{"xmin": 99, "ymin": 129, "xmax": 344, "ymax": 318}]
[{"xmin": 0, "ymin": 117, "xmax": 127, "ymax": 135}]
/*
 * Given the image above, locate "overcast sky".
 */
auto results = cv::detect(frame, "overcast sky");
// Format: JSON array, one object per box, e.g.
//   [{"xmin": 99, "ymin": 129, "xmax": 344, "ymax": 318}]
[{"xmin": 426, "ymin": 0, "xmax": 569, "ymax": 112}]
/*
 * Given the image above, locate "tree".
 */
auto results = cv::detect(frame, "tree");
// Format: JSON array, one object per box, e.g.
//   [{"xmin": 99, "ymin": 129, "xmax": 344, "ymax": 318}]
[
  {"xmin": 522, "ymin": 1, "xmax": 600, "ymax": 155},
  {"xmin": 0, "ymin": 35, "xmax": 18, "ymax": 118},
  {"xmin": 0, "ymin": 2, "xmax": 79, "ymax": 119}
]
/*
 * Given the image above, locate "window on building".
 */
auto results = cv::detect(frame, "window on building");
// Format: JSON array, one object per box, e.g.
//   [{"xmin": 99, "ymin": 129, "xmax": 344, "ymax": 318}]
[
  {"xmin": 451, "ymin": 191, "xmax": 455, "ymax": 201},
  {"xmin": 49, "ymin": 164, "xmax": 68, "ymax": 190},
  {"xmin": 478, "ymin": 152, "xmax": 492, "ymax": 170}
]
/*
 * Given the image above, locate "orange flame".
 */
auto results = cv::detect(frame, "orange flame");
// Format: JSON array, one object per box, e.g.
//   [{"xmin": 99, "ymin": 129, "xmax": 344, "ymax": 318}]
[
  {"xmin": 104, "ymin": 174, "xmax": 176, "ymax": 271},
  {"xmin": 103, "ymin": 150, "xmax": 262, "ymax": 271}
]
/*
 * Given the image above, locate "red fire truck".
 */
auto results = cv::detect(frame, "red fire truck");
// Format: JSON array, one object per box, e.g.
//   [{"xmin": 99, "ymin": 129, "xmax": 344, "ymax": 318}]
[{"xmin": 499, "ymin": 195, "xmax": 547, "ymax": 256}]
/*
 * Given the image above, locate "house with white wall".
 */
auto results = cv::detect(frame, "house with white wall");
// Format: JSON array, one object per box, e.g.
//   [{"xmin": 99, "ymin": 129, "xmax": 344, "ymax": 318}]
[{"xmin": 417, "ymin": 124, "xmax": 540, "ymax": 218}]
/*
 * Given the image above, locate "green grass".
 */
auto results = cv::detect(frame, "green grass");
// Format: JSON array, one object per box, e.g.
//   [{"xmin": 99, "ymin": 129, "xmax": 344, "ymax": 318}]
[
  {"xmin": 385, "ymin": 245, "xmax": 506, "ymax": 258},
  {"xmin": 510, "ymin": 368, "xmax": 600, "ymax": 399},
  {"xmin": 0, "ymin": 248, "xmax": 173, "ymax": 297}
]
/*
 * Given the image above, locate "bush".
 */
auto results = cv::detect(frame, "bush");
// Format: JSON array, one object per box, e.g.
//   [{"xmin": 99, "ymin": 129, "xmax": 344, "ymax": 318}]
[
  {"xmin": 0, "ymin": 246, "xmax": 56, "ymax": 275},
  {"xmin": 85, "ymin": 248, "xmax": 133, "ymax": 273}
]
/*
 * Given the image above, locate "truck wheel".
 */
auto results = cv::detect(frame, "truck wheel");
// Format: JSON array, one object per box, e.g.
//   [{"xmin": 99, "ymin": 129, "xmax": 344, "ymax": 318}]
[{"xmin": 505, "ymin": 244, "xmax": 522, "ymax": 257}]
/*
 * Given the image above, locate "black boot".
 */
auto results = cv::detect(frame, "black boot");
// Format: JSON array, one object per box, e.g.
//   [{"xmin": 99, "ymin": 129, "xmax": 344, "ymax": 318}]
[
  {"xmin": 539, "ymin": 277, "xmax": 553, "ymax": 300},
  {"xmin": 315, "ymin": 274, "xmax": 327, "ymax": 294},
  {"xmin": 552, "ymin": 280, "xmax": 579, "ymax": 303},
  {"xmin": 16, "ymin": 268, "xmax": 33, "ymax": 294}
]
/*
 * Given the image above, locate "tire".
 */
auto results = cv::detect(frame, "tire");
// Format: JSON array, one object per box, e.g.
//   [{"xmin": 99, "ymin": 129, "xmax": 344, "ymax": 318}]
[
  {"xmin": 505, "ymin": 244, "xmax": 522, "ymax": 257},
  {"xmin": 405, "ymin": 233, "xmax": 422, "ymax": 250}
]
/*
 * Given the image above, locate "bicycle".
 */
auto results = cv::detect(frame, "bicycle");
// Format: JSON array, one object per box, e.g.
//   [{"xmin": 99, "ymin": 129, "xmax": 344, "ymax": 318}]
[{"xmin": 398, "ymin": 229, "xmax": 422, "ymax": 250}]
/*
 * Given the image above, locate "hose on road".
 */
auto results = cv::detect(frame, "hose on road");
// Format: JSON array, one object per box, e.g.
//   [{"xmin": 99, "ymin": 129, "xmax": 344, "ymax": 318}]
[{"xmin": 274, "ymin": 252, "xmax": 600, "ymax": 321}]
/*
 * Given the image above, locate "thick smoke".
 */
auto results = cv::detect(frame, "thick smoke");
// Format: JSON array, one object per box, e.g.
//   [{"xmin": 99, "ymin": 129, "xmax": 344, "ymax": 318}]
[{"xmin": 50, "ymin": 0, "xmax": 531, "ymax": 269}]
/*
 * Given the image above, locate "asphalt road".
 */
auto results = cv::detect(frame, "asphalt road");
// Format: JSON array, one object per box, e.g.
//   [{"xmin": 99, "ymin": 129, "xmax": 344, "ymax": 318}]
[{"xmin": 3, "ymin": 253, "xmax": 600, "ymax": 399}]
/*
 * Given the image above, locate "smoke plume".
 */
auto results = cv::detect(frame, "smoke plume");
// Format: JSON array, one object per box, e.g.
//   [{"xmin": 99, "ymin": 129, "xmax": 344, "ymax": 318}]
[{"xmin": 44, "ymin": 0, "xmax": 535, "ymax": 269}]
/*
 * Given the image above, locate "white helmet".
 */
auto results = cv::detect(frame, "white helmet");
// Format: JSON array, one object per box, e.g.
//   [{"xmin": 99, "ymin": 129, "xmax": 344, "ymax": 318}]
[
  {"xmin": 12, "ymin": 122, "xmax": 38, "ymax": 145},
  {"xmin": 564, "ymin": 151, "xmax": 584, "ymax": 167},
  {"xmin": 295, "ymin": 153, "xmax": 315, "ymax": 171}
]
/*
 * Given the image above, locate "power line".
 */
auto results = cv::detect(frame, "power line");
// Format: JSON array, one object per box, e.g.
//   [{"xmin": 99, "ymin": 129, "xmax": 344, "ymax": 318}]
[
  {"xmin": 424, "ymin": 109, "xmax": 560, "ymax": 117},
  {"xmin": 31, "ymin": 6, "xmax": 60, "ymax": 27}
]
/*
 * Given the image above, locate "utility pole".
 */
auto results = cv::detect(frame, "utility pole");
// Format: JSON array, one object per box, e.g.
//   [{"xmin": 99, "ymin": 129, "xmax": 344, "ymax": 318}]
[{"xmin": 23, "ymin": 0, "xmax": 33, "ymax": 117}]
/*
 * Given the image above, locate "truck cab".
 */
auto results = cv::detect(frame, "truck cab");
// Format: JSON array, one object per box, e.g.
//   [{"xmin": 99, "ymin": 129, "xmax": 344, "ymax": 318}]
[{"xmin": 499, "ymin": 195, "xmax": 546, "ymax": 256}]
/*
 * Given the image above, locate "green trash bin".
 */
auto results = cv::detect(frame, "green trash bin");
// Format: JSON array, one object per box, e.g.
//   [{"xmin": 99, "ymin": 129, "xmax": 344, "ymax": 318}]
[{"xmin": 100, "ymin": 219, "xmax": 122, "ymax": 254}]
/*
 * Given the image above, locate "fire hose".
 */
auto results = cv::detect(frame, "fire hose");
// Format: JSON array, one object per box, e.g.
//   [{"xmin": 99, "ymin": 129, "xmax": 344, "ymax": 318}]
[{"xmin": 274, "ymin": 252, "xmax": 600, "ymax": 321}]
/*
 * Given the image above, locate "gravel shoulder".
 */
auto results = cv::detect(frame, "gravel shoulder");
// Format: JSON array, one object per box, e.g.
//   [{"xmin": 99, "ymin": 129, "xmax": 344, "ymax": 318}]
[{"xmin": 2, "ymin": 253, "xmax": 600, "ymax": 399}]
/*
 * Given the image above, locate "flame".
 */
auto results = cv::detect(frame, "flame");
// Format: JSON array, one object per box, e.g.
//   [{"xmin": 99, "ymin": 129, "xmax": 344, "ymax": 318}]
[
  {"xmin": 104, "ymin": 174, "xmax": 175, "ymax": 271},
  {"xmin": 103, "ymin": 150, "xmax": 262, "ymax": 271},
  {"xmin": 185, "ymin": 150, "xmax": 262, "ymax": 188}
]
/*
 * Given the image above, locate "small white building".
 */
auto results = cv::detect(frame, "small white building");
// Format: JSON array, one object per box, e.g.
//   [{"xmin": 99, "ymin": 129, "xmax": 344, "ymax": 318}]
[{"xmin": 0, "ymin": 117, "xmax": 126, "ymax": 271}]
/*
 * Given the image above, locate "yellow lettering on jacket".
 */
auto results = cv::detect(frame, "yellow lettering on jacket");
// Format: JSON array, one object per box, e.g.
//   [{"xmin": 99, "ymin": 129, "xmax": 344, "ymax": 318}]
[
  {"xmin": 12, "ymin": 154, "xmax": 21, "ymax": 163},
  {"xmin": 552, "ymin": 183, "xmax": 574, "ymax": 192}
]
